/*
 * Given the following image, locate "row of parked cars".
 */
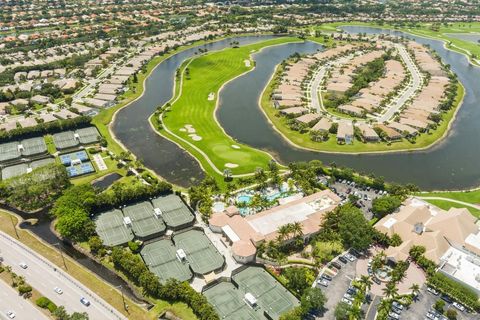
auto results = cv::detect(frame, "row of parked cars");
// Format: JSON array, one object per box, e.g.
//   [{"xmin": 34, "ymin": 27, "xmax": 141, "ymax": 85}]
[
  {"xmin": 387, "ymin": 300, "xmax": 404, "ymax": 319},
  {"xmin": 316, "ymin": 250, "xmax": 359, "ymax": 288},
  {"xmin": 426, "ymin": 286, "xmax": 467, "ymax": 314}
]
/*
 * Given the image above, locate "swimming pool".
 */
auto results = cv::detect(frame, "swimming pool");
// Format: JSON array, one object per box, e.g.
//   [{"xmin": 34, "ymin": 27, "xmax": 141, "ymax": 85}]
[
  {"xmin": 237, "ymin": 194, "xmax": 252, "ymax": 204},
  {"xmin": 212, "ymin": 202, "xmax": 225, "ymax": 213}
]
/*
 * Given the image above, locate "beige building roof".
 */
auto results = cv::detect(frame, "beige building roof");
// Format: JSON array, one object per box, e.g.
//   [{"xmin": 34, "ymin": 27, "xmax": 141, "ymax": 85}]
[{"xmin": 375, "ymin": 198, "xmax": 479, "ymax": 264}]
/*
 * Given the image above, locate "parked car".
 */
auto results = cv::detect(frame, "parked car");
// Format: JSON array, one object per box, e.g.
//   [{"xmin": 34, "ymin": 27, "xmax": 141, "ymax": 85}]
[
  {"xmin": 19, "ymin": 262, "xmax": 27, "ymax": 269},
  {"xmin": 80, "ymin": 297, "xmax": 91, "ymax": 307},
  {"xmin": 372, "ymin": 276, "xmax": 381, "ymax": 285},
  {"xmin": 392, "ymin": 301, "xmax": 404, "ymax": 310},
  {"xmin": 441, "ymin": 295, "xmax": 453, "ymax": 304},
  {"xmin": 425, "ymin": 312, "xmax": 439, "ymax": 320},
  {"xmin": 331, "ymin": 262, "xmax": 342, "ymax": 269},
  {"xmin": 427, "ymin": 287, "xmax": 439, "ymax": 295},
  {"xmin": 388, "ymin": 311, "xmax": 400, "ymax": 319},
  {"xmin": 341, "ymin": 298, "xmax": 352, "ymax": 306},
  {"xmin": 346, "ymin": 287, "xmax": 357, "ymax": 295},
  {"xmin": 317, "ymin": 279, "xmax": 329, "ymax": 287},
  {"xmin": 452, "ymin": 302, "xmax": 465, "ymax": 312},
  {"xmin": 338, "ymin": 256, "xmax": 348, "ymax": 264},
  {"xmin": 345, "ymin": 253, "xmax": 356, "ymax": 262},
  {"xmin": 321, "ymin": 274, "xmax": 332, "ymax": 281},
  {"xmin": 6, "ymin": 311, "xmax": 15, "ymax": 319},
  {"xmin": 343, "ymin": 293, "xmax": 354, "ymax": 301}
]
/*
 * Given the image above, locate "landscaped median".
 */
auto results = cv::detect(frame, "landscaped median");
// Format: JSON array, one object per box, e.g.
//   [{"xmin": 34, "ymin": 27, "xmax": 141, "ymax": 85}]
[{"xmin": 151, "ymin": 37, "xmax": 300, "ymax": 179}]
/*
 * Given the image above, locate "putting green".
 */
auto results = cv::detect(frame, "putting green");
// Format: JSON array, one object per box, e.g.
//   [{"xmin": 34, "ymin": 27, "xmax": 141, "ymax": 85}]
[{"xmin": 156, "ymin": 37, "xmax": 300, "ymax": 177}]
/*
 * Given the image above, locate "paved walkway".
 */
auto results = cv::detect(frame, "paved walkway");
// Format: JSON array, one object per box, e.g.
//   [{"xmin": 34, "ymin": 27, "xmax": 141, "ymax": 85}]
[{"xmin": 418, "ymin": 196, "xmax": 480, "ymax": 210}]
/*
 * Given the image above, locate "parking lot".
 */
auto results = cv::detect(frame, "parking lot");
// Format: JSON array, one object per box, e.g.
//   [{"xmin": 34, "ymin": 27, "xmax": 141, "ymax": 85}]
[
  {"xmin": 325, "ymin": 177, "xmax": 386, "ymax": 220},
  {"xmin": 314, "ymin": 252, "xmax": 362, "ymax": 319},
  {"xmin": 401, "ymin": 286, "xmax": 477, "ymax": 320}
]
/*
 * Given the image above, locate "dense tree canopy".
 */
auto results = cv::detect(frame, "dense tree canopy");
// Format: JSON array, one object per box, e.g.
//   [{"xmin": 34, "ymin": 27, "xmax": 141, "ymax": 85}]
[{"xmin": 372, "ymin": 196, "xmax": 402, "ymax": 218}]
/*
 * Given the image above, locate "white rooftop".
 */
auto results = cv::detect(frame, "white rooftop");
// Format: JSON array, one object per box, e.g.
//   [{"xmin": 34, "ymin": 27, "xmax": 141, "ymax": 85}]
[
  {"xmin": 383, "ymin": 217, "xmax": 397, "ymax": 229},
  {"xmin": 222, "ymin": 225, "xmax": 240, "ymax": 242},
  {"xmin": 440, "ymin": 247, "xmax": 480, "ymax": 293},
  {"xmin": 465, "ymin": 232, "xmax": 480, "ymax": 252}
]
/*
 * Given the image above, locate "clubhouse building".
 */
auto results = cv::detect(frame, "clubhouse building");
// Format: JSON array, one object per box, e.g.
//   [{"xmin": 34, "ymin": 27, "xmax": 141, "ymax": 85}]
[
  {"xmin": 208, "ymin": 190, "xmax": 340, "ymax": 263},
  {"xmin": 375, "ymin": 198, "xmax": 480, "ymax": 294}
]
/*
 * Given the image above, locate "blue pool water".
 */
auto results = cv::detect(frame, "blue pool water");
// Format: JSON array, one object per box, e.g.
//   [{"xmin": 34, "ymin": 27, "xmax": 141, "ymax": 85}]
[{"xmin": 237, "ymin": 195, "xmax": 252, "ymax": 203}]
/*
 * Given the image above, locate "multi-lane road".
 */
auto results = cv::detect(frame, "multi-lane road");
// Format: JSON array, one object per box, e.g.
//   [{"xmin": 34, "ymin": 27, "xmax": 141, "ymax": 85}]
[
  {"xmin": 0, "ymin": 280, "xmax": 48, "ymax": 320},
  {"xmin": 0, "ymin": 232, "xmax": 127, "ymax": 320}
]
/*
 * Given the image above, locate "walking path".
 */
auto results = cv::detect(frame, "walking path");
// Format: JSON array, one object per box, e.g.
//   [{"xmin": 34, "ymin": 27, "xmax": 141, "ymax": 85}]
[{"xmin": 418, "ymin": 196, "xmax": 480, "ymax": 210}]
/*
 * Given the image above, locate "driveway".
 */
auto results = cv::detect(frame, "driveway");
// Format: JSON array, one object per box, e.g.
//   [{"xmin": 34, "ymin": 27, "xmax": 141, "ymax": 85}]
[{"xmin": 0, "ymin": 232, "xmax": 126, "ymax": 320}]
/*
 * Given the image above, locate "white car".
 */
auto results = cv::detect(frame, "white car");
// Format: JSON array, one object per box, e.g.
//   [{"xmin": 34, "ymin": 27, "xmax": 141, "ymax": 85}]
[
  {"xmin": 392, "ymin": 301, "xmax": 404, "ymax": 310},
  {"xmin": 341, "ymin": 298, "xmax": 352, "ymax": 306},
  {"xmin": 318, "ymin": 279, "xmax": 329, "ymax": 287},
  {"xmin": 6, "ymin": 311, "xmax": 15, "ymax": 319},
  {"xmin": 19, "ymin": 262, "xmax": 27, "ymax": 269},
  {"xmin": 388, "ymin": 311, "xmax": 400, "ymax": 319},
  {"xmin": 426, "ymin": 287, "xmax": 439, "ymax": 295},
  {"xmin": 345, "ymin": 253, "xmax": 356, "ymax": 262},
  {"xmin": 54, "ymin": 287, "xmax": 63, "ymax": 295},
  {"xmin": 452, "ymin": 302, "xmax": 465, "ymax": 312}
]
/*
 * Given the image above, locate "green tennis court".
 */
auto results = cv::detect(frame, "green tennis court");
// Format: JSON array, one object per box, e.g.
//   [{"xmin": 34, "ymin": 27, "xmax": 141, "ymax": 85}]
[
  {"xmin": 173, "ymin": 230, "xmax": 224, "ymax": 275},
  {"xmin": 53, "ymin": 131, "xmax": 78, "ymax": 149},
  {"xmin": 0, "ymin": 141, "xmax": 20, "ymax": 162},
  {"xmin": 123, "ymin": 201, "xmax": 166, "ymax": 239},
  {"xmin": 151, "ymin": 194, "xmax": 194, "ymax": 230},
  {"xmin": 140, "ymin": 240, "xmax": 192, "ymax": 283},
  {"xmin": 1, "ymin": 163, "xmax": 28, "ymax": 180},
  {"xmin": 232, "ymin": 267, "xmax": 299, "ymax": 319},
  {"xmin": 21, "ymin": 137, "xmax": 47, "ymax": 156},
  {"xmin": 76, "ymin": 127, "xmax": 100, "ymax": 144},
  {"xmin": 203, "ymin": 282, "xmax": 262, "ymax": 320},
  {"xmin": 30, "ymin": 157, "xmax": 55, "ymax": 169},
  {"xmin": 95, "ymin": 209, "xmax": 134, "ymax": 246}
]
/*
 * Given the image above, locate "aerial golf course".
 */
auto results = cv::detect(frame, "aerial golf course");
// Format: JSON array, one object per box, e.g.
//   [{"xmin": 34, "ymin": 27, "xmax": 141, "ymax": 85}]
[{"xmin": 152, "ymin": 37, "xmax": 300, "ymax": 179}]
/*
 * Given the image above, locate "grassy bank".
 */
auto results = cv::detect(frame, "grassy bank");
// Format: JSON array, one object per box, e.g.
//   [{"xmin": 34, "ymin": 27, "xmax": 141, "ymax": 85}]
[
  {"xmin": 420, "ymin": 199, "xmax": 480, "ymax": 217},
  {"xmin": 0, "ymin": 210, "xmax": 197, "ymax": 320},
  {"xmin": 154, "ymin": 37, "xmax": 300, "ymax": 180}
]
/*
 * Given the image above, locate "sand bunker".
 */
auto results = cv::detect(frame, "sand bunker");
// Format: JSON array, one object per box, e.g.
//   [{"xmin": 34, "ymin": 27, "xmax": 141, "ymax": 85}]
[
  {"xmin": 189, "ymin": 134, "xmax": 202, "ymax": 141},
  {"xmin": 225, "ymin": 163, "xmax": 239, "ymax": 168},
  {"xmin": 244, "ymin": 59, "xmax": 251, "ymax": 67},
  {"xmin": 208, "ymin": 92, "xmax": 215, "ymax": 101},
  {"xmin": 184, "ymin": 124, "xmax": 196, "ymax": 133},
  {"xmin": 231, "ymin": 145, "xmax": 240, "ymax": 149},
  {"xmin": 179, "ymin": 128, "xmax": 187, "ymax": 132}
]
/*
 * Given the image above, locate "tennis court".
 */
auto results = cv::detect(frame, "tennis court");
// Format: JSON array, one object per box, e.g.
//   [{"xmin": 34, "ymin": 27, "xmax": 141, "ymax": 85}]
[
  {"xmin": 140, "ymin": 240, "xmax": 192, "ymax": 283},
  {"xmin": 173, "ymin": 230, "xmax": 224, "ymax": 275},
  {"xmin": 1, "ymin": 163, "xmax": 28, "ymax": 180},
  {"xmin": 232, "ymin": 267, "xmax": 299, "ymax": 319},
  {"xmin": 21, "ymin": 137, "xmax": 47, "ymax": 156},
  {"xmin": 30, "ymin": 157, "xmax": 55, "ymax": 169},
  {"xmin": 203, "ymin": 282, "xmax": 262, "ymax": 320},
  {"xmin": 123, "ymin": 201, "xmax": 166, "ymax": 239},
  {"xmin": 53, "ymin": 131, "xmax": 78, "ymax": 149},
  {"xmin": 95, "ymin": 209, "xmax": 134, "ymax": 246},
  {"xmin": 76, "ymin": 127, "xmax": 100, "ymax": 144},
  {"xmin": 0, "ymin": 141, "xmax": 21, "ymax": 162},
  {"xmin": 151, "ymin": 194, "xmax": 194, "ymax": 230},
  {"xmin": 59, "ymin": 150, "xmax": 89, "ymax": 166},
  {"xmin": 66, "ymin": 161, "xmax": 95, "ymax": 177}
]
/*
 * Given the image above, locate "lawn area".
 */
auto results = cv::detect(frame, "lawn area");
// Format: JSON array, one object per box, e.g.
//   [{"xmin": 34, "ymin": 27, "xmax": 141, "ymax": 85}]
[
  {"xmin": 419, "ymin": 189, "xmax": 480, "ymax": 205},
  {"xmin": 260, "ymin": 64, "xmax": 464, "ymax": 153},
  {"xmin": 156, "ymin": 37, "xmax": 300, "ymax": 178},
  {"xmin": 0, "ymin": 210, "xmax": 197, "ymax": 320},
  {"xmin": 421, "ymin": 199, "xmax": 480, "ymax": 218},
  {"xmin": 44, "ymin": 135, "xmax": 57, "ymax": 154}
]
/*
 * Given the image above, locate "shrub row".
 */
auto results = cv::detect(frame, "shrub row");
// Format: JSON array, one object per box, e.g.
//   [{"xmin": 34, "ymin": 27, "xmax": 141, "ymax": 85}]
[
  {"xmin": 428, "ymin": 273, "xmax": 480, "ymax": 312},
  {"xmin": 36, "ymin": 296, "xmax": 58, "ymax": 313}
]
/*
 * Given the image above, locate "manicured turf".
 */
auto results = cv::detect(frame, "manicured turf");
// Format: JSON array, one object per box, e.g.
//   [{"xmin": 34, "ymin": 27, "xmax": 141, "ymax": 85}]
[
  {"xmin": 157, "ymin": 37, "xmax": 299, "ymax": 177},
  {"xmin": 421, "ymin": 199, "xmax": 480, "ymax": 218}
]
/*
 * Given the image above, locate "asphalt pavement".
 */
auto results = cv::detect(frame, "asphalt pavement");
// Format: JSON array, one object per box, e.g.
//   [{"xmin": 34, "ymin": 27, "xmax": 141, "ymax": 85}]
[
  {"xmin": 0, "ymin": 280, "xmax": 48, "ymax": 320},
  {"xmin": 0, "ymin": 232, "xmax": 126, "ymax": 320}
]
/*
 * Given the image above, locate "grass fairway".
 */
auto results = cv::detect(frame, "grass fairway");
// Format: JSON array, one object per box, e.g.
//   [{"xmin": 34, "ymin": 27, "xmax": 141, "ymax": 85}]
[{"xmin": 157, "ymin": 37, "xmax": 299, "ymax": 177}]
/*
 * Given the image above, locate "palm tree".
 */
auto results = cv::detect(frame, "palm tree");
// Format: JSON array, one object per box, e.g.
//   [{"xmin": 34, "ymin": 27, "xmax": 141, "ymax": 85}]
[
  {"xmin": 277, "ymin": 225, "xmax": 290, "ymax": 243},
  {"xmin": 223, "ymin": 169, "xmax": 232, "ymax": 181},
  {"xmin": 376, "ymin": 299, "xmax": 391, "ymax": 320},
  {"xmin": 291, "ymin": 222, "xmax": 303, "ymax": 238},
  {"xmin": 409, "ymin": 283, "xmax": 420, "ymax": 301},
  {"xmin": 382, "ymin": 282, "xmax": 398, "ymax": 299},
  {"xmin": 359, "ymin": 275, "xmax": 373, "ymax": 292},
  {"xmin": 348, "ymin": 304, "xmax": 363, "ymax": 320}
]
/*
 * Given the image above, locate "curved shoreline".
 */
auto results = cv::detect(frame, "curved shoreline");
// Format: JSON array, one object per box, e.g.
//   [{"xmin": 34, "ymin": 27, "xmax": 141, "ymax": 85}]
[{"xmin": 148, "ymin": 39, "xmax": 302, "ymax": 178}]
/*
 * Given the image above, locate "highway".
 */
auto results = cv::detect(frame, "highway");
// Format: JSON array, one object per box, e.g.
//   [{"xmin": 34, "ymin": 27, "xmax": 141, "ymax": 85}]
[
  {"xmin": 0, "ymin": 232, "xmax": 127, "ymax": 320},
  {"xmin": 0, "ymin": 280, "xmax": 48, "ymax": 320}
]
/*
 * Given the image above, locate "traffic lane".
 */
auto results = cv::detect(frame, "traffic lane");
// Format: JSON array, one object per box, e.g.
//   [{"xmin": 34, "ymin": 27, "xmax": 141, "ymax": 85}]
[
  {"xmin": 0, "ymin": 234, "xmax": 124, "ymax": 320},
  {"xmin": 0, "ymin": 279, "xmax": 49, "ymax": 320}
]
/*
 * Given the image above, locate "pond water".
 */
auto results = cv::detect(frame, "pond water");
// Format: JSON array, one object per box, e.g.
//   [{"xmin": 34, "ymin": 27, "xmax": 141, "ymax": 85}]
[{"xmin": 113, "ymin": 30, "xmax": 480, "ymax": 190}]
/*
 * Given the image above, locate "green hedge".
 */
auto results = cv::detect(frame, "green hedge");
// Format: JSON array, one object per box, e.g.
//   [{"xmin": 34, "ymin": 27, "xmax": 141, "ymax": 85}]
[
  {"xmin": 36, "ymin": 296, "xmax": 58, "ymax": 313},
  {"xmin": 428, "ymin": 272, "xmax": 480, "ymax": 311}
]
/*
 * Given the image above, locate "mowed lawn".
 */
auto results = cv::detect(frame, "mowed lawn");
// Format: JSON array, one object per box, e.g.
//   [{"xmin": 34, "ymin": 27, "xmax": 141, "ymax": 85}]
[{"xmin": 160, "ymin": 37, "xmax": 299, "ymax": 176}]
